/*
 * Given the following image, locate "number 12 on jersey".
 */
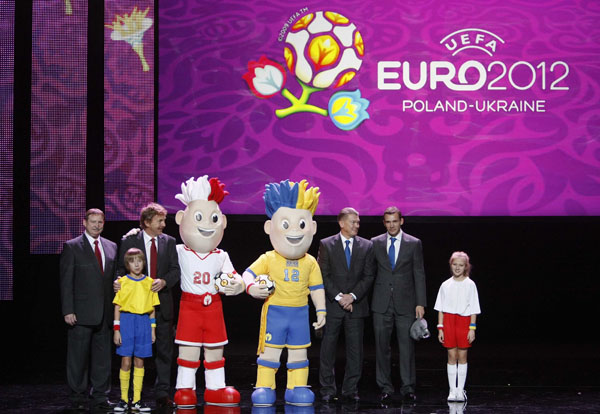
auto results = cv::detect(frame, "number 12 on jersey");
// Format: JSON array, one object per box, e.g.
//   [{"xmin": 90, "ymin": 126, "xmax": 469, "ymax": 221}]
[{"xmin": 283, "ymin": 268, "xmax": 299, "ymax": 282}]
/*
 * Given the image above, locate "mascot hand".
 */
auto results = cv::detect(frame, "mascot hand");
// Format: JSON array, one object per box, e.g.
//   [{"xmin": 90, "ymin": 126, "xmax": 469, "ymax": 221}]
[
  {"xmin": 248, "ymin": 284, "xmax": 270, "ymax": 299},
  {"xmin": 313, "ymin": 313, "xmax": 326, "ymax": 330},
  {"xmin": 222, "ymin": 279, "xmax": 244, "ymax": 296},
  {"xmin": 122, "ymin": 227, "xmax": 141, "ymax": 239}
]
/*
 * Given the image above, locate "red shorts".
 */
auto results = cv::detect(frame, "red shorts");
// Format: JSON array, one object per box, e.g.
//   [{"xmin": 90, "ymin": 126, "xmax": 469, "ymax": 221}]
[
  {"xmin": 442, "ymin": 313, "xmax": 471, "ymax": 349},
  {"xmin": 175, "ymin": 292, "xmax": 228, "ymax": 347}
]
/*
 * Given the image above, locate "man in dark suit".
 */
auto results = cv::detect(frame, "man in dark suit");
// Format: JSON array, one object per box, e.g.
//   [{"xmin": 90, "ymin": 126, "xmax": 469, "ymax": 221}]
[
  {"xmin": 60, "ymin": 208, "xmax": 116, "ymax": 411},
  {"xmin": 117, "ymin": 202, "xmax": 180, "ymax": 408},
  {"xmin": 371, "ymin": 206, "xmax": 426, "ymax": 403},
  {"xmin": 318, "ymin": 207, "xmax": 375, "ymax": 403}
]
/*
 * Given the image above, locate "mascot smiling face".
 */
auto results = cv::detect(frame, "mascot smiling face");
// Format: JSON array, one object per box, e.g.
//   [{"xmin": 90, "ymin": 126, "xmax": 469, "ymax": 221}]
[
  {"xmin": 175, "ymin": 176, "xmax": 228, "ymax": 253},
  {"xmin": 263, "ymin": 179, "xmax": 319, "ymax": 260}
]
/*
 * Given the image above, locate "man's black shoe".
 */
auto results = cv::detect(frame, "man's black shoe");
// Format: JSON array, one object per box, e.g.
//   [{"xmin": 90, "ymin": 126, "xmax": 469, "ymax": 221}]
[
  {"xmin": 92, "ymin": 399, "xmax": 115, "ymax": 410},
  {"xmin": 380, "ymin": 392, "xmax": 392, "ymax": 403},
  {"xmin": 321, "ymin": 394, "xmax": 334, "ymax": 403},
  {"xmin": 156, "ymin": 396, "xmax": 176, "ymax": 408},
  {"xmin": 342, "ymin": 392, "xmax": 360, "ymax": 403},
  {"xmin": 402, "ymin": 392, "xmax": 417, "ymax": 402}
]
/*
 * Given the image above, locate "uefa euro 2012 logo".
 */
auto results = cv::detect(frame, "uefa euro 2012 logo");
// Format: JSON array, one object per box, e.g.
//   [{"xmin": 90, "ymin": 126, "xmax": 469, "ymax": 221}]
[{"xmin": 242, "ymin": 10, "xmax": 369, "ymax": 131}]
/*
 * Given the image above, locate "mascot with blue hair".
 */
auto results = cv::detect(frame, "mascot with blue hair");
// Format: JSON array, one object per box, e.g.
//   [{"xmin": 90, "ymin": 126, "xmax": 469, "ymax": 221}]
[{"xmin": 242, "ymin": 179, "xmax": 326, "ymax": 407}]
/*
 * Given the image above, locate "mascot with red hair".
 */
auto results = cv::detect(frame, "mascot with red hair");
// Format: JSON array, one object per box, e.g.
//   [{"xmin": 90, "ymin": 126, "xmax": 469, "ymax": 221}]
[{"xmin": 173, "ymin": 176, "xmax": 244, "ymax": 409}]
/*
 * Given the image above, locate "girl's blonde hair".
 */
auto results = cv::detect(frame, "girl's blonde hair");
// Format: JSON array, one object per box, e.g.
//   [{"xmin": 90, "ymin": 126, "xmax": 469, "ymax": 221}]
[{"xmin": 449, "ymin": 251, "xmax": 471, "ymax": 277}]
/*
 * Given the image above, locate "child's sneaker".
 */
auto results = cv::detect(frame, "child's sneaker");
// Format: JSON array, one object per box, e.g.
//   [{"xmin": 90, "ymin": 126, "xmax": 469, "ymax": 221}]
[
  {"xmin": 131, "ymin": 400, "xmax": 151, "ymax": 412},
  {"xmin": 114, "ymin": 399, "xmax": 129, "ymax": 412},
  {"xmin": 455, "ymin": 389, "xmax": 467, "ymax": 402},
  {"xmin": 447, "ymin": 390, "xmax": 457, "ymax": 401}
]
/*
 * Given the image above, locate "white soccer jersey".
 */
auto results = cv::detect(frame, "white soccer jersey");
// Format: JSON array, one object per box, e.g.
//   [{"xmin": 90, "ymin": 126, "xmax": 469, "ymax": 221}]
[
  {"xmin": 176, "ymin": 245, "xmax": 235, "ymax": 295},
  {"xmin": 434, "ymin": 277, "xmax": 481, "ymax": 316}
]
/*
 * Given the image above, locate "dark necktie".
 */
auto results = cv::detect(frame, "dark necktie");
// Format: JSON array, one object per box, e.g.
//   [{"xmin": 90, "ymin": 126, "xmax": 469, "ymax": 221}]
[
  {"xmin": 345, "ymin": 240, "xmax": 351, "ymax": 269},
  {"xmin": 150, "ymin": 237, "xmax": 157, "ymax": 279},
  {"xmin": 94, "ymin": 240, "xmax": 103, "ymax": 272},
  {"xmin": 389, "ymin": 237, "xmax": 396, "ymax": 269}
]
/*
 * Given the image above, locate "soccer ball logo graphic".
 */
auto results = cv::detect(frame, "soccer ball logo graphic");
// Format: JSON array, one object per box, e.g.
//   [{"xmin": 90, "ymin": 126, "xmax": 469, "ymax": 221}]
[
  {"xmin": 214, "ymin": 272, "xmax": 236, "ymax": 292},
  {"xmin": 256, "ymin": 274, "xmax": 275, "ymax": 295},
  {"xmin": 242, "ymin": 10, "xmax": 370, "ymax": 131},
  {"xmin": 284, "ymin": 11, "xmax": 364, "ymax": 89}
]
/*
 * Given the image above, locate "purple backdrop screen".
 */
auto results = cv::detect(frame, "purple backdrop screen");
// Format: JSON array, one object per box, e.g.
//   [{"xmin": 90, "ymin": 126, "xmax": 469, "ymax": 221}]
[
  {"xmin": 31, "ymin": 0, "xmax": 87, "ymax": 254},
  {"xmin": 158, "ymin": 0, "xmax": 600, "ymax": 216},
  {"xmin": 0, "ymin": 1, "xmax": 14, "ymax": 300},
  {"xmin": 104, "ymin": 1, "xmax": 155, "ymax": 221}
]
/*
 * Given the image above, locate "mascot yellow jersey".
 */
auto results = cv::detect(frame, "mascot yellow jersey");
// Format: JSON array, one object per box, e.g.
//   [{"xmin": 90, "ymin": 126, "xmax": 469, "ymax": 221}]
[{"xmin": 247, "ymin": 250, "xmax": 323, "ymax": 307}]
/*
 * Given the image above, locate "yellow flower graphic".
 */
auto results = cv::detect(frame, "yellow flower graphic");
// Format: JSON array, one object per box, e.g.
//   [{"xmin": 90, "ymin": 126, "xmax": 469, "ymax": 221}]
[
  {"xmin": 105, "ymin": 7, "xmax": 153, "ymax": 72},
  {"xmin": 292, "ymin": 13, "xmax": 314, "ymax": 31},
  {"xmin": 324, "ymin": 12, "xmax": 349, "ymax": 24},
  {"xmin": 308, "ymin": 35, "xmax": 340, "ymax": 71}
]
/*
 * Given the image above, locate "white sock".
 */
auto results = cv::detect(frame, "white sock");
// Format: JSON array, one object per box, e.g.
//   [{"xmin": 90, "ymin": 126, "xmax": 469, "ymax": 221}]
[
  {"xmin": 205, "ymin": 367, "xmax": 226, "ymax": 390},
  {"xmin": 176, "ymin": 365, "xmax": 198, "ymax": 390},
  {"xmin": 447, "ymin": 363, "xmax": 457, "ymax": 392},
  {"xmin": 457, "ymin": 363, "xmax": 468, "ymax": 391}
]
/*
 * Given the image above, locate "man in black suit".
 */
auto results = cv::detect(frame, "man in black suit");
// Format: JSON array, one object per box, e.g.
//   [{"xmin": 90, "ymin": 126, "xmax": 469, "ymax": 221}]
[
  {"xmin": 371, "ymin": 206, "xmax": 426, "ymax": 403},
  {"xmin": 318, "ymin": 207, "xmax": 375, "ymax": 403},
  {"xmin": 116, "ymin": 202, "xmax": 180, "ymax": 408},
  {"xmin": 60, "ymin": 208, "xmax": 116, "ymax": 411}
]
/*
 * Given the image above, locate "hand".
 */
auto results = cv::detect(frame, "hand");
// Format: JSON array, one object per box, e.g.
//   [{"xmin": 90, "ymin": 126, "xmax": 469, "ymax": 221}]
[
  {"xmin": 151, "ymin": 278, "xmax": 166, "ymax": 292},
  {"xmin": 114, "ymin": 331, "xmax": 122, "ymax": 346},
  {"xmin": 113, "ymin": 278, "xmax": 121, "ymax": 293},
  {"xmin": 339, "ymin": 293, "xmax": 354, "ymax": 307},
  {"xmin": 343, "ymin": 303, "xmax": 353, "ymax": 312},
  {"xmin": 415, "ymin": 305, "xmax": 425, "ymax": 319},
  {"xmin": 248, "ymin": 284, "xmax": 270, "ymax": 299},
  {"xmin": 122, "ymin": 227, "xmax": 141, "ymax": 238},
  {"xmin": 64, "ymin": 313, "xmax": 77, "ymax": 326},
  {"xmin": 222, "ymin": 279, "xmax": 244, "ymax": 296},
  {"xmin": 313, "ymin": 313, "xmax": 326, "ymax": 330},
  {"xmin": 152, "ymin": 329, "xmax": 156, "ymax": 344},
  {"xmin": 467, "ymin": 330, "xmax": 475, "ymax": 344},
  {"xmin": 438, "ymin": 329, "xmax": 444, "ymax": 344}
]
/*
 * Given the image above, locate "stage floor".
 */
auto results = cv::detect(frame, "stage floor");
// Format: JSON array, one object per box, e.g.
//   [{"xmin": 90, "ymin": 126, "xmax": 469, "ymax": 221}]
[{"xmin": 2, "ymin": 343, "xmax": 598, "ymax": 413}]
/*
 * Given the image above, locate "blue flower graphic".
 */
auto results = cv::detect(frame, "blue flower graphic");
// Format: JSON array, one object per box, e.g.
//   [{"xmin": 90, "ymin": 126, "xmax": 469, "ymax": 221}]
[{"xmin": 328, "ymin": 90, "xmax": 370, "ymax": 130}]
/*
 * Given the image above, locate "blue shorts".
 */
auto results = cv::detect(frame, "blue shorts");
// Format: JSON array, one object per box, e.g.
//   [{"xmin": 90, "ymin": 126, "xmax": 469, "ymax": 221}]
[
  {"xmin": 265, "ymin": 305, "xmax": 310, "ymax": 349},
  {"xmin": 117, "ymin": 312, "xmax": 152, "ymax": 358}
]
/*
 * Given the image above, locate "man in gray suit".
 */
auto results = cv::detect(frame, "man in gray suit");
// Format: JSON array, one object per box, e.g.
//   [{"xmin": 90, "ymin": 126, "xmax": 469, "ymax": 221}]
[
  {"xmin": 117, "ymin": 202, "xmax": 180, "ymax": 408},
  {"xmin": 371, "ymin": 206, "xmax": 426, "ymax": 403},
  {"xmin": 318, "ymin": 207, "xmax": 375, "ymax": 403},
  {"xmin": 60, "ymin": 208, "xmax": 116, "ymax": 411}
]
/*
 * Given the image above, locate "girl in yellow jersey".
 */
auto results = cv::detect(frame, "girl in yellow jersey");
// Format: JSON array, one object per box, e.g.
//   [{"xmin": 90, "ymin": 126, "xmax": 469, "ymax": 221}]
[{"xmin": 113, "ymin": 248, "xmax": 159, "ymax": 412}]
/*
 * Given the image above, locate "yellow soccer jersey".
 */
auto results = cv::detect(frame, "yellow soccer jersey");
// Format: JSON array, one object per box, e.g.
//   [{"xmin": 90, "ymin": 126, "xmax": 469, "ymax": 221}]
[
  {"xmin": 247, "ymin": 250, "xmax": 323, "ymax": 307},
  {"xmin": 113, "ymin": 275, "xmax": 160, "ymax": 315}
]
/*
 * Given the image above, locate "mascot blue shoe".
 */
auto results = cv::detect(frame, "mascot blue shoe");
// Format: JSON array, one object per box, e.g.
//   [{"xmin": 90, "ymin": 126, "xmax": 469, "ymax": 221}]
[
  {"xmin": 284, "ymin": 386, "xmax": 314, "ymax": 406},
  {"xmin": 252, "ymin": 387, "xmax": 277, "ymax": 407}
]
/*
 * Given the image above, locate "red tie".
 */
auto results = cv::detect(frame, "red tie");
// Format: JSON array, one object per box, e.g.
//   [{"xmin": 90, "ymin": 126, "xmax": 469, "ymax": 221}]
[
  {"xmin": 94, "ymin": 240, "xmax": 103, "ymax": 272},
  {"xmin": 150, "ymin": 237, "xmax": 157, "ymax": 279}
]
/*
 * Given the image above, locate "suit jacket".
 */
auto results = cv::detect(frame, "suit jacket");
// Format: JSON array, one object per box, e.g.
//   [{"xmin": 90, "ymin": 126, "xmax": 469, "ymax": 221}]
[
  {"xmin": 371, "ymin": 232, "xmax": 426, "ymax": 315},
  {"xmin": 117, "ymin": 231, "xmax": 180, "ymax": 321},
  {"xmin": 318, "ymin": 234, "xmax": 375, "ymax": 319},
  {"xmin": 60, "ymin": 234, "xmax": 117, "ymax": 326}
]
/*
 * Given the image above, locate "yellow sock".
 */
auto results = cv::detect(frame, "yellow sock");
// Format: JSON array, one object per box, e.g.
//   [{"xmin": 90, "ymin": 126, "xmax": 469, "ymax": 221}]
[
  {"xmin": 256, "ymin": 365, "xmax": 277, "ymax": 389},
  {"xmin": 133, "ymin": 367, "xmax": 144, "ymax": 403},
  {"xmin": 287, "ymin": 367, "xmax": 309, "ymax": 389},
  {"xmin": 119, "ymin": 369, "xmax": 130, "ymax": 402}
]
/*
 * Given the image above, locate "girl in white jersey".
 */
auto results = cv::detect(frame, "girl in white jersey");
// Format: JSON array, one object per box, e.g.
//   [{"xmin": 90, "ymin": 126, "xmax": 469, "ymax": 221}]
[{"xmin": 434, "ymin": 251, "xmax": 481, "ymax": 403}]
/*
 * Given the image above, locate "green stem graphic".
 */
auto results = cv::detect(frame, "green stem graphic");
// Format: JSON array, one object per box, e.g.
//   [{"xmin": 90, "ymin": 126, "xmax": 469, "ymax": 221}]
[{"xmin": 275, "ymin": 80, "xmax": 328, "ymax": 118}]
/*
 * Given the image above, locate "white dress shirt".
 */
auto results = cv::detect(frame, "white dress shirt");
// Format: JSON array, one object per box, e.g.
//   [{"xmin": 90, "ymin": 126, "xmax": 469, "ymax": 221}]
[
  {"xmin": 386, "ymin": 231, "xmax": 402, "ymax": 264},
  {"xmin": 85, "ymin": 231, "xmax": 105, "ymax": 268},
  {"xmin": 143, "ymin": 231, "xmax": 158, "ymax": 274}
]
